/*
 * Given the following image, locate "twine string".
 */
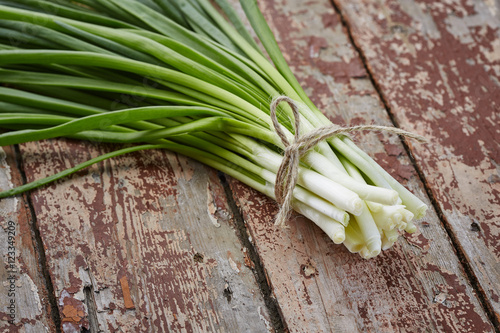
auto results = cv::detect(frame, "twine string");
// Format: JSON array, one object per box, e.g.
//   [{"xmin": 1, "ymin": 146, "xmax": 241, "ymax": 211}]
[{"xmin": 270, "ymin": 96, "xmax": 426, "ymax": 227}]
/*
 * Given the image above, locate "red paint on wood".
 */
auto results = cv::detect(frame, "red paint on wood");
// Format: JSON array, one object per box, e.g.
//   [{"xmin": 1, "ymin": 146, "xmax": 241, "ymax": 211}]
[
  {"xmin": 60, "ymin": 290, "xmax": 88, "ymax": 330},
  {"xmin": 19, "ymin": 137, "xmax": 269, "ymax": 331},
  {"xmin": 0, "ymin": 146, "xmax": 56, "ymax": 331},
  {"xmin": 119, "ymin": 276, "xmax": 135, "ymax": 310},
  {"xmin": 333, "ymin": 0, "xmax": 500, "ymax": 321},
  {"xmin": 424, "ymin": 262, "xmax": 493, "ymax": 333},
  {"xmin": 225, "ymin": 0, "xmax": 495, "ymax": 331}
]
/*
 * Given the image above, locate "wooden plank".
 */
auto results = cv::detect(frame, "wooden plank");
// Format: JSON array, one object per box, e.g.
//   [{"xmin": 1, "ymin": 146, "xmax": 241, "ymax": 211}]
[
  {"xmin": 0, "ymin": 146, "xmax": 56, "ymax": 332},
  {"xmin": 332, "ymin": 0, "xmax": 500, "ymax": 323},
  {"xmin": 19, "ymin": 139, "xmax": 272, "ymax": 332},
  {"xmin": 225, "ymin": 0, "xmax": 496, "ymax": 331}
]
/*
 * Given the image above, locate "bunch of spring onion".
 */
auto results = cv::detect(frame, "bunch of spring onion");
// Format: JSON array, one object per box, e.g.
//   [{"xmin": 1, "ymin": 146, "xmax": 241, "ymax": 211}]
[{"xmin": 0, "ymin": 0, "xmax": 427, "ymax": 259}]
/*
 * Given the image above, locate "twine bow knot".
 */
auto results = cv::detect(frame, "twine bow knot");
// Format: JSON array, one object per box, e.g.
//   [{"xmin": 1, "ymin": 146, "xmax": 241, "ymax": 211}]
[{"xmin": 269, "ymin": 96, "xmax": 426, "ymax": 227}]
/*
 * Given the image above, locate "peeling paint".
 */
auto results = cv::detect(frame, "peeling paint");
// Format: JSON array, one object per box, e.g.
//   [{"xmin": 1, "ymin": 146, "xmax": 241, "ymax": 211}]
[
  {"xmin": 0, "ymin": 146, "xmax": 54, "ymax": 331},
  {"xmin": 4, "ymin": 0, "xmax": 497, "ymax": 331},
  {"xmin": 227, "ymin": 252, "xmax": 241, "ymax": 273},
  {"xmin": 19, "ymin": 138, "xmax": 270, "ymax": 331},
  {"xmin": 119, "ymin": 276, "xmax": 135, "ymax": 310},
  {"xmin": 226, "ymin": 0, "xmax": 495, "ymax": 331},
  {"xmin": 334, "ymin": 0, "xmax": 500, "ymax": 321},
  {"xmin": 59, "ymin": 289, "xmax": 88, "ymax": 330},
  {"xmin": 207, "ymin": 183, "xmax": 221, "ymax": 228}
]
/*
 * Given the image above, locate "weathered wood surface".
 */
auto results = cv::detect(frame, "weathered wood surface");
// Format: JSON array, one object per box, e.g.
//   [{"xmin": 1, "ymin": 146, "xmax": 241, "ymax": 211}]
[
  {"xmin": 332, "ymin": 0, "xmax": 500, "ymax": 323},
  {"xmin": 0, "ymin": 146, "xmax": 56, "ymax": 332},
  {"xmin": 2, "ymin": 0, "xmax": 499, "ymax": 332},
  {"xmin": 226, "ymin": 0, "xmax": 496, "ymax": 331},
  {"xmin": 18, "ymin": 140, "xmax": 271, "ymax": 332}
]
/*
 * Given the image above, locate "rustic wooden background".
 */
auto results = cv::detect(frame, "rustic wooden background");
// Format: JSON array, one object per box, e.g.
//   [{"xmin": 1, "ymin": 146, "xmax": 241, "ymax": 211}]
[{"xmin": 0, "ymin": 0, "xmax": 499, "ymax": 332}]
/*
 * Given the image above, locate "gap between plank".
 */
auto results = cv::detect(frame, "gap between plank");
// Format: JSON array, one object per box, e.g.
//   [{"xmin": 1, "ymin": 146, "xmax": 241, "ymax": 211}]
[
  {"xmin": 14, "ymin": 144, "xmax": 63, "ymax": 333},
  {"xmin": 82, "ymin": 285, "xmax": 99, "ymax": 333},
  {"xmin": 217, "ymin": 172, "xmax": 286, "ymax": 333},
  {"xmin": 327, "ymin": 0, "xmax": 500, "ymax": 331}
]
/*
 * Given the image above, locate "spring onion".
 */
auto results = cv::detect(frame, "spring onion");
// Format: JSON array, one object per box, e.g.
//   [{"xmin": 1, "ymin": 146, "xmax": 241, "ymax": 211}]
[{"xmin": 0, "ymin": 0, "xmax": 427, "ymax": 259}]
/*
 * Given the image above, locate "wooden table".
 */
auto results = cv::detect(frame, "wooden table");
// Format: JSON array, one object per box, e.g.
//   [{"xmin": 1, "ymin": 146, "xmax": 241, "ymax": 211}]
[{"xmin": 1, "ymin": 0, "xmax": 499, "ymax": 332}]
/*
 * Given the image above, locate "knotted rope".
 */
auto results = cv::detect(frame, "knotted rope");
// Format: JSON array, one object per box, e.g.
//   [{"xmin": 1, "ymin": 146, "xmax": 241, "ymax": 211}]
[{"xmin": 269, "ymin": 96, "xmax": 426, "ymax": 227}]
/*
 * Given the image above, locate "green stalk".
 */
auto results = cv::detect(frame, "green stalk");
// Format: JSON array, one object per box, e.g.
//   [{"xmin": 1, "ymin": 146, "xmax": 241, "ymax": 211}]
[
  {"xmin": 0, "ymin": 106, "xmax": 227, "ymax": 146},
  {"xmin": 0, "ymin": 113, "xmax": 74, "ymax": 126},
  {"xmin": 213, "ymin": 0, "xmax": 263, "ymax": 53},
  {"xmin": 341, "ymin": 137, "xmax": 427, "ymax": 218},
  {"xmin": 0, "ymin": 144, "xmax": 164, "ymax": 198},
  {"xmin": 0, "ymin": 50, "xmax": 271, "ymax": 127},
  {"xmin": 175, "ymin": 0, "xmax": 240, "ymax": 52},
  {"xmin": 0, "ymin": 27, "xmax": 60, "ymax": 48},
  {"xmin": 55, "ymin": 21, "xmax": 163, "ymax": 65},
  {"xmin": 0, "ymin": 69, "xmax": 214, "ymax": 109},
  {"xmin": 239, "ymin": 0, "xmax": 317, "ymax": 112},
  {"xmin": 153, "ymin": 0, "xmax": 189, "ymax": 26},
  {"xmin": 10, "ymin": 0, "xmax": 136, "ymax": 29}
]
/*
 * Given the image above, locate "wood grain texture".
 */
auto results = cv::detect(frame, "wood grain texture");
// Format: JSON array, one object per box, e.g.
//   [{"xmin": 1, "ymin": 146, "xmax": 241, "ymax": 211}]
[
  {"xmin": 332, "ymin": 0, "xmax": 500, "ymax": 322},
  {"xmin": 5, "ymin": 0, "xmax": 498, "ymax": 331},
  {"xmin": 225, "ymin": 0, "xmax": 495, "ymax": 331},
  {"xmin": 0, "ymin": 146, "xmax": 55, "ymax": 332},
  {"xmin": 19, "ymin": 139, "xmax": 271, "ymax": 332}
]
